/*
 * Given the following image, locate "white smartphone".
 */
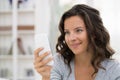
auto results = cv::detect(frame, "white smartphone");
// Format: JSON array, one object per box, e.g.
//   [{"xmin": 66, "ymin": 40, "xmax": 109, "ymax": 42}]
[{"xmin": 34, "ymin": 33, "xmax": 54, "ymax": 66}]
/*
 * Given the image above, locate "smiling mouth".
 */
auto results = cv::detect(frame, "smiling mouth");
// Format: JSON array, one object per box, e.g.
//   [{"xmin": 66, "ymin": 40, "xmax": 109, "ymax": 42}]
[{"xmin": 70, "ymin": 42, "xmax": 82, "ymax": 48}]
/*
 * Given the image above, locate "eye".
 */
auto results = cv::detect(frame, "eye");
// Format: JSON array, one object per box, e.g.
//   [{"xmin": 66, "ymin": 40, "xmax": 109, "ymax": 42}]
[
  {"xmin": 76, "ymin": 29, "xmax": 83, "ymax": 33},
  {"xmin": 64, "ymin": 31, "xmax": 70, "ymax": 35}
]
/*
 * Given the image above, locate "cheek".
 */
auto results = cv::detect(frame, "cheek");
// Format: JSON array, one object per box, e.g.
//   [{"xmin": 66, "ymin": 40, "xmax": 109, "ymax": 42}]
[
  {"xmin": 65, "ymin": 36, "xmax": 69, "ymax": 44},
  {"xmin": 84, "ymin": 37, "xmax": 89, "ymax": 48},
  {"xmin": 82, "ymin": 32, "xmax": 88, "ymax": 42},
  {"xmin": 83, "ymin": 37, "xmax": 89, "ymax": 45},
  {"xmin": 65, "ymin": 36, "xmax": 67, "ymax": 42}
]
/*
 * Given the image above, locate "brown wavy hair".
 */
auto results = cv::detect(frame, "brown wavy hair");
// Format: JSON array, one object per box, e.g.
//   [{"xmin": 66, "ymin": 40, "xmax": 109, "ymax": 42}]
[{"xmin": 56, "ymin": 4, "xmax": 115, "ymax": 76}]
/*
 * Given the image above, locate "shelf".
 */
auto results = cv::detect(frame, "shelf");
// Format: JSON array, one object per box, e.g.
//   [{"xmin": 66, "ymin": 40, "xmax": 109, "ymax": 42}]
[
  {"xmin": 0, "ymin": 0, "xmax": 35, "ymax": 80},
  {"xmin": 18, "ymin": 55, "xmax": 34, "ymax": 60},
  {"xmin": 17, "ymin": 76, "xmax": 35, "ymax": 80},
  {"xmin": 0, "ymin": 26, "xmax": 34, "ymax": 31},
  {"xmin": 0, "ymin": 55, "xmax": 34, "ymax": 60},
  {"xmin": 18, "ymin": 26, "xmax": 34, "ymax": 30},
  {"xmin": 0, "ymin": 27, "xmax": 11, "ymax": 31},
  {"xmin": 0, "ymin": 27, "xmax": 34, "ymax": 35},
  {"xmin": 0, "ymin": 78, "xmax": 9, "ymax": 80},
  {"xmin": 0, "ymin": 55, "xmax": 12, "ymax": 60},
  {"xmin": 0, "ymin": 10, "xmax": 12, "ymax": 14},
  {"xmin": 0, "ymin": 9, "xmax": 34, "ymax": 14},
  {"xmin": 8, "ymin": 76, "xmax": 35, "ymax": 80},
  {"xmin": 18, "ymin": 9, "xmax": 34, "ymax": 14}
]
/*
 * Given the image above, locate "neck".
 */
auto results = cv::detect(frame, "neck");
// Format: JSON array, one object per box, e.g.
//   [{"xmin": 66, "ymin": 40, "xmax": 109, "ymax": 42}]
[{"xmin": 74, "ymin": 51, "xmax": 93, "ymax": 67}]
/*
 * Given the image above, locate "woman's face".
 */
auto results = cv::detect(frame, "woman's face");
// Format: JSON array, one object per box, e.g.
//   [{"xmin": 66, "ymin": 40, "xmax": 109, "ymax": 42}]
[{"xmin": 64, "ymin": 15, "xmax": 89, "ymax": 55}]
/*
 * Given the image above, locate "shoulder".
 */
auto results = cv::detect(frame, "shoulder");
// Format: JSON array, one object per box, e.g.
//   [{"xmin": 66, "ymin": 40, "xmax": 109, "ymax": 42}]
[
  {"xmin": 50, "ymin": 54, "xmax": 68, "ymax": 80},
  {"xmin": 52, "ymin": 53, "xmax": 67, "ymax": 73},
  {"xmin": 102, "ymin": 59, "xmax": 120, "ymax": 80},
  {"xmin": 53, "ymin": 53, "xmax": 68, "ymax": 70},
  {"xmin": 102, "ymin": 59, "xmax": 120, "ymax": 70},
  {"xmin": 53, "ymin": 53, "xmax": 65, "ymax": 65}
]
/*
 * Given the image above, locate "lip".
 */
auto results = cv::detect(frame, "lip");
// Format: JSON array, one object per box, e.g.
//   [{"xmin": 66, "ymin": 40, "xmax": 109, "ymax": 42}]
[{"xmin": 70, "ymin": 42, "xmax": 81, "ymax": 48}]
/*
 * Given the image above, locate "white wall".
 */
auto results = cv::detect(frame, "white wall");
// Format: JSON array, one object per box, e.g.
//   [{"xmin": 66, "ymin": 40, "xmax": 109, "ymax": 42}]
[{"xmin": 93, "ymin": 0, "xmax": 120, "ymax": 60}]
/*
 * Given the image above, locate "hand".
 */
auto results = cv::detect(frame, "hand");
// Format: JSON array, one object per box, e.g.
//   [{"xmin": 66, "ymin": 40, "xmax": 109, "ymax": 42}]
[{"xmin": 34, "ymin": 48, "xmax": 53, "ymax": 80}]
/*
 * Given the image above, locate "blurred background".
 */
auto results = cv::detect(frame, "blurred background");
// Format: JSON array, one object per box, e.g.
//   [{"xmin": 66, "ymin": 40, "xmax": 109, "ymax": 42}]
[{"xmin": 0, "ymin": 0, "xmax": 120, "ymax": 80}]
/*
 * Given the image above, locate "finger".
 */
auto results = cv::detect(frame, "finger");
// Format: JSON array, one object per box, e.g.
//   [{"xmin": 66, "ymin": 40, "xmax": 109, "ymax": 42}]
[
  {"xmin": 34, "ymin": 51, "xmax": 50, "ymax": 62},
  {"xmin": 34, "ymin": 57, "xmax": 53, "ymax": 68},
  {"xmin": 37, "ymin": 65, "xmax": 52, "ymax": 73},
  {"xmin": 37, "ymin": 51, "xmax": 51, "ymax": 61},
  {"xmin": 39, "ymin": 57, "xmax": 53, "ymax": 66},
  {"xmin": 34, "ymin": 48, "xmax": 43, "ymax": 58},
  {"xmin": 37, "ymin": 66, "xmax": 46, "ymax": 72},
  {"xmin": 45, "ymin": 65, "xmax": 52, "ymax": 71}
]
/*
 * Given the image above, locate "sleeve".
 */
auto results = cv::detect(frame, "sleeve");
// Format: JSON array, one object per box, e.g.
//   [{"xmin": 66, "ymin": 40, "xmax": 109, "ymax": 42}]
[
  {"xmin": 110, "ymin": 61, "xmax": 120, "ymax": 80},
  {"xmin": 50, "ymin": 54, "xmax": 64, "ymax": 80}
]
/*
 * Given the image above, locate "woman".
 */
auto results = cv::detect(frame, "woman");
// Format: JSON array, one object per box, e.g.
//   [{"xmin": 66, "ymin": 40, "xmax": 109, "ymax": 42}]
[{"xmin": 34, "ymin": 4, "xmax": 120, "ymax": 80}]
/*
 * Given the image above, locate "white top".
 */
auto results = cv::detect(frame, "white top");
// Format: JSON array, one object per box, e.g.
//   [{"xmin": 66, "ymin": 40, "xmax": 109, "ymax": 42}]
[{"xmin": 50, "ymin": 54, "xmax": 120, "ymax": 80}]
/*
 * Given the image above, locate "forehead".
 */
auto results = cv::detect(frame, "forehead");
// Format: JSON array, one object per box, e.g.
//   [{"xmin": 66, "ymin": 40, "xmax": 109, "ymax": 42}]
[{"xmin": 64, "ymin": 16, "xmax": 85, "ymax": 29}]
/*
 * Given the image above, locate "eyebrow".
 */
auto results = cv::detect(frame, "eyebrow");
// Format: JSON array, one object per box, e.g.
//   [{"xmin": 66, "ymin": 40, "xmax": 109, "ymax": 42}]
[
  {"xmin": 64, "ymin": 26, "xmax": 84, "ymax": 31},
  {"xmin": 74, "ymin": 27, "xmax": 84, "ymax": 29}
]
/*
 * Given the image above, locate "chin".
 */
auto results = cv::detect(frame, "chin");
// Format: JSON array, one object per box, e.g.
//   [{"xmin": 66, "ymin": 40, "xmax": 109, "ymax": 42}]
[{"xmin": 72, "ymin": 50, "xmax": 82, "ymax": 55}]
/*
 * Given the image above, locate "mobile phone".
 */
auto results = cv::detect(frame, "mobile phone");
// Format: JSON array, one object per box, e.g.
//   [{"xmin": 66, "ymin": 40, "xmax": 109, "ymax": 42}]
[{"xmin": 34, "ymin": 33, "xmax": 54, "ymax": 66}]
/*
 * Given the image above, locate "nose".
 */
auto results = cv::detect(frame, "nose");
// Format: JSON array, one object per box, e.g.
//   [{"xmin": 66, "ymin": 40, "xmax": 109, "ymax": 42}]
[{"xmin": 69, "ymin": 33, "xmax": 77, "ymax": 41}]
